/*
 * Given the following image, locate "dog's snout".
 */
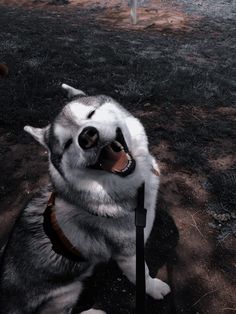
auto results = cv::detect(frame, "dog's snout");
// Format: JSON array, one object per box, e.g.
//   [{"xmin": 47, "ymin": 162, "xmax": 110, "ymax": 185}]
[{"xmin": 78, "ymin": 126, "xmax": 99, "ymax": 149}]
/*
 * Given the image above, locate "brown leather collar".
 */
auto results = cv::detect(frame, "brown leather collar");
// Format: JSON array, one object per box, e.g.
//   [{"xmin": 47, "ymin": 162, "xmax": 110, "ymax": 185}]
[{"xmin": 43, "ymin": 192, "xmax": 85, "ymax": 262}]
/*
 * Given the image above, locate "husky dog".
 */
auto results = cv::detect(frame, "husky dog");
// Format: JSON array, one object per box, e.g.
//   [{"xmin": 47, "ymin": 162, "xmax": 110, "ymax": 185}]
[{"xmin": 0, "ymin": 84, "xmax": 170, "ymax": 314}]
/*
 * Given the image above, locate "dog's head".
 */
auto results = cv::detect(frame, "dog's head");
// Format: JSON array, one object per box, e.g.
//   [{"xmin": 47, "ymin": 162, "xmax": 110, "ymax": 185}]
[{"xmin": 24, "ymin": 84, "xmax": 150, "ymax": 193}]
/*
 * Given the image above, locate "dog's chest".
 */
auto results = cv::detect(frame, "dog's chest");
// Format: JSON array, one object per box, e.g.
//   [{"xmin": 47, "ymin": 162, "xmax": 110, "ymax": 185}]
[{"xmin": 56, "ymin": 197, "xmax": 137, "ymax": 259}]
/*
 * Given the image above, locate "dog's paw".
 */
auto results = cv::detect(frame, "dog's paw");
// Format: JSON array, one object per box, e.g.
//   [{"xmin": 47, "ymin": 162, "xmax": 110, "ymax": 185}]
[
  {"xmin": 146, "ymin": 278, "xmax": 171, "ymax": 300},
  {"xmin": 79, "ymin": 309, "xmax": 107, "ymax": 314}
]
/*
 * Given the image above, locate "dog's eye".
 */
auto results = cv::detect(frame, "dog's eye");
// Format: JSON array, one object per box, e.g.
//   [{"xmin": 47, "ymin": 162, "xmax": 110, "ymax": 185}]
[
  {"xmin": 64, "ymin": 138, "xmax": 73, "ymax": 150},
  {"xmin": 87, "ymin": 110, "xmax": 95, "ymax": 119}
]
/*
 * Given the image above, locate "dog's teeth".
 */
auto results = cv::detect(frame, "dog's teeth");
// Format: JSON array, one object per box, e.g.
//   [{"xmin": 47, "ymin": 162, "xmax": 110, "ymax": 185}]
[
  {"xmin": 121, "ymin": 160, "xmax": 132, "ymax": 173},
  {"xmin": 114, "ymin": 141, "xmax": 124, "ymax": 150}
]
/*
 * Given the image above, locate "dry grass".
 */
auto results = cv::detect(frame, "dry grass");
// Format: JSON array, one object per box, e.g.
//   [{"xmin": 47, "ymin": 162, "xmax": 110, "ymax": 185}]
[{"xmin": 0, "ymin": 1, "xmax": 235, "ymax": 313}]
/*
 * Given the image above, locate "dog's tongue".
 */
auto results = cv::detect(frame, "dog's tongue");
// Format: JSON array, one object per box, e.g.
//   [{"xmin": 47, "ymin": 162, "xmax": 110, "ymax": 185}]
[{"xmin": 100, "ymin": 144, "xmax": 128, "ymax": 173}]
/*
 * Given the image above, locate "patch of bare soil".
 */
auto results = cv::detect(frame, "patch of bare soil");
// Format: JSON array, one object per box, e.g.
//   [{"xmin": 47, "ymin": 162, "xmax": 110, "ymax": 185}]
[
  {"xmin": 0, "ymin": 1, "xmax": 235, "ymax": 313},
  {"xmin": 97, "ymin": 7, "xmax": 195, "ymax": 32},
  {"xmin": 0, "ymin": 0, "xmax": 198, "ymax": 31}
]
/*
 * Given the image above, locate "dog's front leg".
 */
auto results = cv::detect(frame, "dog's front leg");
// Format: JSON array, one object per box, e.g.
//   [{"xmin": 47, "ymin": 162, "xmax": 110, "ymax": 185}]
[
  {"xmin": 116, "ymin": 255, "xmax": 170, "ymax": 300},
  {"xmin": 36, "ymin": 281, "xmax": 83, "ymax": 314}
]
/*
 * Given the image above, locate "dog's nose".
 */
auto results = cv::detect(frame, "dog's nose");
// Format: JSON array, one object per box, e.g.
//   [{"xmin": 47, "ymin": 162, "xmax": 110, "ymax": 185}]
[{"xmin": 78, "ymin": 126, "xmax": 99, "ymax": 149}]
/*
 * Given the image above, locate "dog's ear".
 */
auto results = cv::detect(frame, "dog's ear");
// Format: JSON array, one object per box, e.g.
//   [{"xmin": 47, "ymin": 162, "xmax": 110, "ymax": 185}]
[
  {"xmin": 24, "ymin": 125, "xmax": 49, "ymax": 148},
  {"xmin": 61, "ymin": 83, "xmax": 86, "ymax": 99}
]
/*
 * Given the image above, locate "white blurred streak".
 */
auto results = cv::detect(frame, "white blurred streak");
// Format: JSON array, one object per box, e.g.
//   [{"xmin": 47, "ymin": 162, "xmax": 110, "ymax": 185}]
[{"xmin": 130, "ymin": 0, "xmax": 137, "ymax": 25}]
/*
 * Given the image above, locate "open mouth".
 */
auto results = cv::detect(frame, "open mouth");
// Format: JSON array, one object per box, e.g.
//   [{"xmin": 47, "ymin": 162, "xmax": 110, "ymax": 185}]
[{"xmin": 89, "ymin": 128, "xmax": 136, "ymax": 177}]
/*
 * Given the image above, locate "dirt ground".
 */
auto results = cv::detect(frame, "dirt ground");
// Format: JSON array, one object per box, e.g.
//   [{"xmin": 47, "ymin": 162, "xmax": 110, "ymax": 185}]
[{"xmin": 0, "ymin": 0, "xmax": 235, "ymax": 313}]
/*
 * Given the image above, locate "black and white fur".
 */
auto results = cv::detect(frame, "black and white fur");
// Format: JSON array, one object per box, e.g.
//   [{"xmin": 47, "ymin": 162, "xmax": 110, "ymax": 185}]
[{"xmin": 0, "ymin": 84, "xmax": 170, "ymax": 314}]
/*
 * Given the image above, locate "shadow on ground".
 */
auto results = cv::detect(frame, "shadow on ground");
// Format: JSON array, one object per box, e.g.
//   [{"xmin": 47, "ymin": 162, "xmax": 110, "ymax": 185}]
[{"xmin": 0, "ymin": 1, "xmax": 235, "ymax": 313}]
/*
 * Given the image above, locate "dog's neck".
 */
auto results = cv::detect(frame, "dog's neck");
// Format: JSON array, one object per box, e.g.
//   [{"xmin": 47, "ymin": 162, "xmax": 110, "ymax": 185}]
[
  {"xmin": 50, "ymin": 173, "xmax": 138, "ymax": 217},
  {"xmin": 51, "ymin": 182, "xmax": 136, "ymax": 219}
]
